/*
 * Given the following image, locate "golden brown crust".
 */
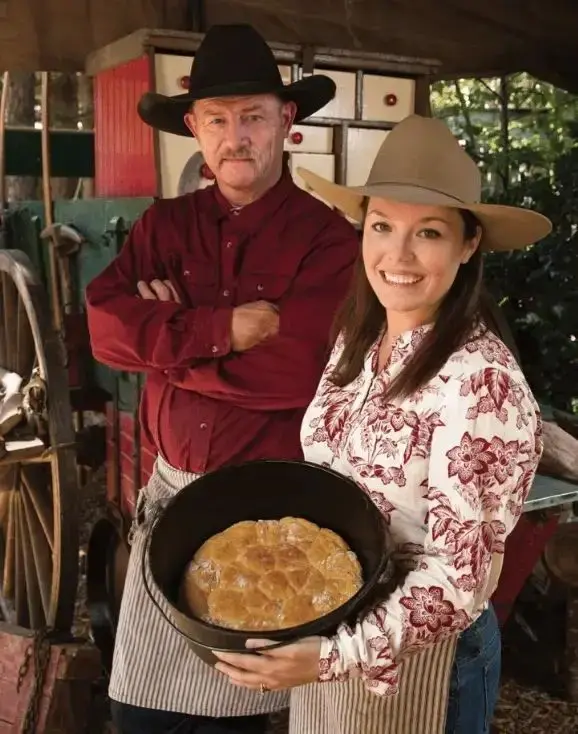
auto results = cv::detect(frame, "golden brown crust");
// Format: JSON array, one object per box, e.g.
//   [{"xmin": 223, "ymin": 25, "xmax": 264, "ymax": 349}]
[{"xmin": 179, "ymin": 517, "xmax": 363, "ymax": 631}]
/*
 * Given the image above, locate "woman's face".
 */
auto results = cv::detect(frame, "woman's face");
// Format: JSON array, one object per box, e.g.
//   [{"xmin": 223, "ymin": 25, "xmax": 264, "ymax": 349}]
[{"xmin": 362, "ymin": 197, "xmax": 481, "ymax": 325}]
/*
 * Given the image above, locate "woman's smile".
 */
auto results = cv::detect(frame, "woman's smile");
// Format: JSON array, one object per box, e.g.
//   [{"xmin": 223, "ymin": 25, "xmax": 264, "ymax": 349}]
[{"xmin": 379, "ymin": 271, "xmax": 424, "ymax": 286}]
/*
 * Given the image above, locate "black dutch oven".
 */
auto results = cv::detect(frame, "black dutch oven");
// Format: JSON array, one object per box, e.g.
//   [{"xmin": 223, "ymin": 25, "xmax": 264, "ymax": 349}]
[{"xmin": 143, "ymin": 459, "xmax": 394, "ymax": 666}]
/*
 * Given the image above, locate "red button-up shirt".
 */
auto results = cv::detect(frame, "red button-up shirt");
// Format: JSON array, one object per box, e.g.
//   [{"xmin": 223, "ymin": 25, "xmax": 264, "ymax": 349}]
[{"xmin": 85, "ymin": 170, "xmax": 359, "ymax": 473}]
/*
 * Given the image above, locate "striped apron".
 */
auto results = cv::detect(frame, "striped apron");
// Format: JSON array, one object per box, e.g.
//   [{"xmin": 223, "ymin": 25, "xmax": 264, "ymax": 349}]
[
  {"xmin": 108, "ymin": 455, "xmax": 290, "ymax": 717},
  {"xmin": 289, "ymin": 639, "xmax": 458, "ymax": 733}
]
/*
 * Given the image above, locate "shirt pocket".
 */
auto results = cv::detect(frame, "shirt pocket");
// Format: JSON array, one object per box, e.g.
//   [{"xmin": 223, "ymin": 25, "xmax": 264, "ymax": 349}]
[
  {"xmin": 173, "ymin": 257, "xmax": 218, "ymax": 306},
  {"xmin": 237, "ymin": 271, "xmax": 294, "ymax": 305}
]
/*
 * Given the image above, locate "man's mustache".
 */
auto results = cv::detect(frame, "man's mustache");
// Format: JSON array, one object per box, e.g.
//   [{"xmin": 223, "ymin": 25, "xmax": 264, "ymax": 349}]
[{"xmin": 220, "ymin": 149, "xmax": 254, "ymax": 161}]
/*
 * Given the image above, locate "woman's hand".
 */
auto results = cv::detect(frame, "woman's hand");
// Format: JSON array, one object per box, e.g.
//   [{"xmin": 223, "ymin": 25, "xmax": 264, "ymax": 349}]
[{"xmin": 213, "ymin": 637, "xmax": 323, "ymax": 692}]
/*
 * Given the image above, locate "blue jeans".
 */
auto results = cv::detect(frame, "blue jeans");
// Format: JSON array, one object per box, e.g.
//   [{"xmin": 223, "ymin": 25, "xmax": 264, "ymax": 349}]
[{"xmin": 445, "ymin": 605, "xmax": 501, "ymax": 734}]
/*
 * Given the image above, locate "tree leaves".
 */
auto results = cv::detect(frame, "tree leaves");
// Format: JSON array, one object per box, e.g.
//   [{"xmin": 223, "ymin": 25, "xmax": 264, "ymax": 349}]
[{"xmin": 432, "ymin": 73, "xmax": 578, "ymax": 413}]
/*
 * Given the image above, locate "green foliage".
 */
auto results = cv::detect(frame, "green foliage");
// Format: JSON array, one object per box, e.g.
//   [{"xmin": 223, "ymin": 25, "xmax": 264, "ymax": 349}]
[{"xmin": 431, "ymin": 74, "xmax": 578, "ymax": 413}]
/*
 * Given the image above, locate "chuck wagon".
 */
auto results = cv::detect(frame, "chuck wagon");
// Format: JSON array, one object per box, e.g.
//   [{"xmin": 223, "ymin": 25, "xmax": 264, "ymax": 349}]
[{"xmin": 0, "ymin": 25, "xmax": 578, "ymax": 731}]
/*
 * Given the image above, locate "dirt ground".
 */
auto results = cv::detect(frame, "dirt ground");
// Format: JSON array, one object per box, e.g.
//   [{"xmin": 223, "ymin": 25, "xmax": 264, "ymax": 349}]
[{"xmin": 77, "ymin": 471, "xmax": 578, "ymax": 734}]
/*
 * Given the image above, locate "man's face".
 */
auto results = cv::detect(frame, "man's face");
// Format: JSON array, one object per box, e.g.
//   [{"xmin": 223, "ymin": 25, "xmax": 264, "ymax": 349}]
[{"xmin": 185, "ymin": 94, "xmax": 296, "ymax": 197}]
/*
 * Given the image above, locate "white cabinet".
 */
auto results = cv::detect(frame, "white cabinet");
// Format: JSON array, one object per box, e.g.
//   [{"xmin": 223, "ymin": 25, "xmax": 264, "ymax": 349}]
[
  {"xmin": 362, "ymin": 75, "xmax": 415, "ymax": 123},
  {"xmin": 307, "ymin": 70, "xmax": 356, "ymax": 119},
  {"xmin": 346, "ymin": 128, "xmax": 390, "ymax": 186}
]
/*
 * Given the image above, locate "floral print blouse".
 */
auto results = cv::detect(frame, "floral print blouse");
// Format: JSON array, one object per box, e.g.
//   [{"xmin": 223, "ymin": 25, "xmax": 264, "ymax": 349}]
[{"xmin": 301, "ymin": 323, "xmax": 543, "ymax": 696}]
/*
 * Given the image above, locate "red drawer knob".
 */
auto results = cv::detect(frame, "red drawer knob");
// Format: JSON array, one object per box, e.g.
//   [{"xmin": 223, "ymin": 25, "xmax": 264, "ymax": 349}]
[
  {"xmin": 179, "ymin": 76, "xmax": 190, "ymax": 90},
  {"xmin": 290, "ymin": 131, "xmax": 303, "ymax": 144},
  {"xmin": 201, "ymin": 163, "xmax": 215, "ymax": 180},
  {"xmin": 384, "ymin": 93, "xmax": 398, "ymax": 106}
]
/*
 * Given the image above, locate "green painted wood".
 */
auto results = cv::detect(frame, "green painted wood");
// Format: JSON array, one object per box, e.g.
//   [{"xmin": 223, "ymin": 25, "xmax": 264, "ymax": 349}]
[
  {"xmin": 3, "ymin": 198, "xmax": 153, "ymax": 412},
  {"xmin": 2, "ymin": 204, "xmax": 46, "ymax": 278},
  {"xmin": 5, "ymin": 129, "xmax": 94, "ymax": 178},
  {"xmin": 54, "ymin": 198, "xmax": 153, "ymax": 410}
]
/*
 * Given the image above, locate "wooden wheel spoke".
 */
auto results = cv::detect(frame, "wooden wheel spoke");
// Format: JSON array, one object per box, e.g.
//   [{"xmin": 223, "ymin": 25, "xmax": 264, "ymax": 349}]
[
  {"xmin": 0, "ymin": 489, "xmax": 16, "ymax": 619},
  {"xmin": 18, "ymin": 486, "xmax": 46, "ymax": 627},
  {"xmin": 22, "ymin": 467, "xmax": 53, "ymax": 618},
  {"xmin": 22, "ymin": 465, "xmax": 54, "ymax": 552},
  {"xmin": 21, "ymin": 471, "xmax": 53, "ymax": 623},
  {"xmin": 13, "ymin": 494, "xmax": 29, "ymax": 626}
]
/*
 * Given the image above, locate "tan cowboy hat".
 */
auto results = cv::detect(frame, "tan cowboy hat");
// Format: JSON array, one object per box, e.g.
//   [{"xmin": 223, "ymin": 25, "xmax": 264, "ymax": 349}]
[{"xmin": 297, "ymin": 114, "xmax": 552, "ymax": 251}]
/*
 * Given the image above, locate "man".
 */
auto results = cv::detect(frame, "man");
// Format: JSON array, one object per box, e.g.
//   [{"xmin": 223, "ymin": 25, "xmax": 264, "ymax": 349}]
[{"xmin": 86, "ymin": 23, "xmax": 359, "ymax": 734}]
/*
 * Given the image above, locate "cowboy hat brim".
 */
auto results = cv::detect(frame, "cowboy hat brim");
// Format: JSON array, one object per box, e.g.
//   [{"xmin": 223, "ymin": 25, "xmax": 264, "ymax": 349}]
[
  {"xmin": 297, "ymin": 168, "xmax": 553, "ymax": 252},
  {"xmin": 138, "ymin": 76, "xmax": 336, "ymax": 137}
]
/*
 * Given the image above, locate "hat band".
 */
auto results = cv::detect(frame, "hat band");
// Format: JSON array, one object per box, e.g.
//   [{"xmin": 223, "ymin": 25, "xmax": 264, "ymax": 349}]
[{"xmin": 365, "ymin": 180, "xmax": 479, "ymax": 206}]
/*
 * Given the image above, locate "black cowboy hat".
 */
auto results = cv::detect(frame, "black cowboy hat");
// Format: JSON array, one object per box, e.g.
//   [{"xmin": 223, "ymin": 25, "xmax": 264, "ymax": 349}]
[{"xmin": 138, "ymin": 24, "xmax": 336, "ymax": 137}]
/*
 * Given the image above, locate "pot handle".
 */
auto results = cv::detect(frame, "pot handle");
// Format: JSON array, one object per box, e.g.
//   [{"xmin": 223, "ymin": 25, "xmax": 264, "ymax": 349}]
[{"xmin": 140, "ymin": 521, "xmax": 294, "ymax": 655}]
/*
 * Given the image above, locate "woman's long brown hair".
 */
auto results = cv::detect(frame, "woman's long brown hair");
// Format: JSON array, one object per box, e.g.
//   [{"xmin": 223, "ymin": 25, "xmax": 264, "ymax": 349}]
[{"xmin": 330, "ymin": 208, "xmax": 517, "ymax": 397}]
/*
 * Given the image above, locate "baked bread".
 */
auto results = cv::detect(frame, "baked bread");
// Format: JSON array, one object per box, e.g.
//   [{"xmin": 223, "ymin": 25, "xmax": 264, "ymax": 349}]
[{"xmin": 179, "ymin": 517, "xmax": 363, "ymax": 631}]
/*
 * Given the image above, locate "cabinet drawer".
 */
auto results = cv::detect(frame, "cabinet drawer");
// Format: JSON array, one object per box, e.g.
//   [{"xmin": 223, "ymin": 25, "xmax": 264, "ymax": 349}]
[
  {"xmin": 285, "ymin": 125, "xmax": 333, "ymax": 153},
  {"xmin": 278, "ymin": 65, "xmax": 292, "ymax": 85},
  {"xmin": 307, "ymin": 70, "xmax": 355, "ymax": 119},
  {"xmin": 155, "ymin": 54, "xmax": 194, "ymax": 96},
  {"xmin": 362, "ymin": 75, "xmax": 415, "ymax": 122},
  {"xmin": 290, "ymin": 153, "xmax": 335, "ymax": 206},
  {"xmin": 346, "ymin": 128, "xmax": 390, "ymax": 186}
]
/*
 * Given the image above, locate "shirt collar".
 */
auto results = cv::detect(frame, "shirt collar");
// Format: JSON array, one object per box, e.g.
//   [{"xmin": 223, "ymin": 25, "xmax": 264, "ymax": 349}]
[
  {"xmin": 367, "ymin": 323, "xmax": 434, "ymax": 375},
  {"xmin": 210, "ymin": 167, "xmax": 295, "ymax": 230}
]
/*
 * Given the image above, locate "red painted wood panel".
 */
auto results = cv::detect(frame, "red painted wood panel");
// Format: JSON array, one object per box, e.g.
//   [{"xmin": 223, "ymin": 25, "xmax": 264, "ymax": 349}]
[
  {"xmin": 492, "ymin": 513, "xmax": 561, "ymax": 625},
  {"xmin": 0, "ymin": 627, "xmax": 100, "ymax": 731},
  {"xmin": 105, "ymin": 407, "xmax": 156, "ymax": 520},
  {"xmin": 94, "ymin": 56, "xmax": 157, "ymax": 197}
]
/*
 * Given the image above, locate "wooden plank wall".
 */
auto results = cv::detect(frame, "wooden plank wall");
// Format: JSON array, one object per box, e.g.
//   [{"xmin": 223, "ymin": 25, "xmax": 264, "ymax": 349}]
[{"xmin": 0, "ymin": 0, "xmax": 187, "ymax": 71}]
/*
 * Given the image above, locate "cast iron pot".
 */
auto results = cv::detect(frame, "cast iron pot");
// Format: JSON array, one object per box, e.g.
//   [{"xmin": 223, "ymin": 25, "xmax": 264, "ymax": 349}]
[{"xmin": 143, "ymin": 459, "xmax": 394, "ymax": 666}]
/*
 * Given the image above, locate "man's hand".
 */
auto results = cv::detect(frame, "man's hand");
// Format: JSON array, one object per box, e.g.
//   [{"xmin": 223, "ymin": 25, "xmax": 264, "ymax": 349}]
[
  {"xmin": 137, "ymin": 279, "xmax": 181, "ymax": 303},
  {"xmin": 231, "ymin": 301, "xmax": 279, "ymax": 352}
]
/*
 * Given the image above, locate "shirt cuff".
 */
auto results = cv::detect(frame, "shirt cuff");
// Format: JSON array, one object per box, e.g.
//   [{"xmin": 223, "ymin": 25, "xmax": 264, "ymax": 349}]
[{"xmin": 188, "ymin": 306, "xmax": 233, "ymax": 359}]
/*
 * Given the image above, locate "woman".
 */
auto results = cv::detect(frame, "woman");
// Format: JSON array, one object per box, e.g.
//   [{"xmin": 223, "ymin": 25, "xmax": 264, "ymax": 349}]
[{"xmin": 213, "ymin": 115, "xmax": 551, "ymax": 733}]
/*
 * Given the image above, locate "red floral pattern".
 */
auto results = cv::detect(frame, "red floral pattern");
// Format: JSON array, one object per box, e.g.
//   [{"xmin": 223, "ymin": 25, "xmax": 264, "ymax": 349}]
[{"xmin": 301, "ymin": 324, "xmax": 543, "ymax": 696}]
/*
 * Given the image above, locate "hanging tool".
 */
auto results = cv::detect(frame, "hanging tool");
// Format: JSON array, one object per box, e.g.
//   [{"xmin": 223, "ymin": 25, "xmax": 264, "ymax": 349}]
[
  {"xmin": 40, "ymin": 72, "xmax": 63, "ymax": 333},
  {"xmin": 39, "ymin": 223, "xmax": 84, "ymax": 316},
  {"xmin": 0, "ymin": 71, "xmax": 10, "ymax": 213},
  {"xmin": 0, "ymin": 71, "xmax": 10, "ymax": 251}
]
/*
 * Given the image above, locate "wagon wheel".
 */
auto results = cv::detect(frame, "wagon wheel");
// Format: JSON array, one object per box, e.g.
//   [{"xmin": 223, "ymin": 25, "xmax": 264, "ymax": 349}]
[{"xmin": 0, "ymin": 249, "xmax": 78, "ymax": 632}]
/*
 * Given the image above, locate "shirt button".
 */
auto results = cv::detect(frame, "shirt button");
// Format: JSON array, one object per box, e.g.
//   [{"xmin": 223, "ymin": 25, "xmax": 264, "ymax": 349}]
[
  {"xmin": 225, "ymin": 241, "xmax": 233, "ymax": 248},
  {"xmin": 256, "ymin": 284, "xmax": 264, "ymax": 291},
  {"xmin": 211, "ymin": 345, "xmax": 218, "ymax": 353},
  {"xmin": 223, "ymin": 289, "xmax": 230, "ymax": 297},
  {"xmin": 199, "ymin": 422, "xmax": 208, "ymax": 430}
]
